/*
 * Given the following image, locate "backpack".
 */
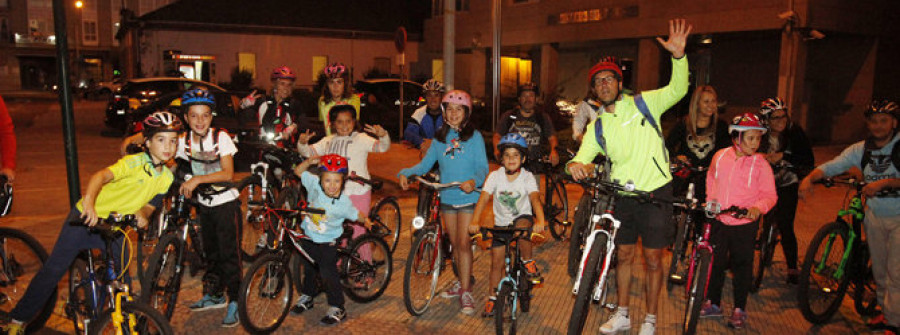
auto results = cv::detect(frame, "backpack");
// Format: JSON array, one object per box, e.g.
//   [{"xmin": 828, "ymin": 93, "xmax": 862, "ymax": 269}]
[
  {"xmin": 184, "ymin": 128, "xmax": 227, "ymax": 165},
  {"xmin": 593, "ymin": 94, "xmax": 668, "ymax": 161},
  {"xmin": 860, "ymin": 136, "xmax": 900, "ymax": 173}
]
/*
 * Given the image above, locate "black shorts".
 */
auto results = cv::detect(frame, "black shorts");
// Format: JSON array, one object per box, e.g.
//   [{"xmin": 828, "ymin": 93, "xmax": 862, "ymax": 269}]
[
  {"xmin": 491, "ymin": 215, "xmax": 534, "ymax": 248},
  {"xmin": 614, "ymin": 182, "xmax": 675, "ymax": 249}
]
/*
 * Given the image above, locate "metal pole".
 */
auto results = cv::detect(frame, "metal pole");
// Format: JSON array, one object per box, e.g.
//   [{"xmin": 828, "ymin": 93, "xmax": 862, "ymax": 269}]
[
  {"xmin": 52, "ymin": 0, "xmax": 82, "ymax": 205},
  {"xmin": 399, "ymin": 57, "xmax": 404, "ymax": 139},
  {"xmin": 491, "ymin": 0, "xmax": 501, "ymax": 132},
  {"xmin": 443, "ymin": 0, "xmax": 455, "ymax": 89}
]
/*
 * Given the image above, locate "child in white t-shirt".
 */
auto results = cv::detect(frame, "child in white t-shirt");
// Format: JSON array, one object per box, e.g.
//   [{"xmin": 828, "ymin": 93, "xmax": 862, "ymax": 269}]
[{"xmin": 469, "ymin": 133, "xmax": 546, "ymax": 318}]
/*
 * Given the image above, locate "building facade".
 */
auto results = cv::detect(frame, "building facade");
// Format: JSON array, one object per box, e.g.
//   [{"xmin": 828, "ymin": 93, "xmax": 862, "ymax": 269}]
[{"xmin": 423, "ymin": 0, "xmax": 900, "ymax": 144}]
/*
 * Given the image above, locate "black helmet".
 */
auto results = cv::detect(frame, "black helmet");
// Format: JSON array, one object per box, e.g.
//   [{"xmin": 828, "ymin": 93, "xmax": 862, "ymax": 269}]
[{"xmin": 865, "ymin": 100, "xmax": 899, "ymax": 119}]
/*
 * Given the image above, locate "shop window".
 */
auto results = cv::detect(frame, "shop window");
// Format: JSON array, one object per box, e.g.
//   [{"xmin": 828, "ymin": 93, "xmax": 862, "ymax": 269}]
[
  {"xmin": 432, "ymin": 59, "xmax": 443, "ymax": 82},
  {"xmin": 312, "ymin": 56, "xmax": 328, "ymax": 81},
  {"xmin": 238, "ymin": 52, "xmax": 256, "ymax": 79}
]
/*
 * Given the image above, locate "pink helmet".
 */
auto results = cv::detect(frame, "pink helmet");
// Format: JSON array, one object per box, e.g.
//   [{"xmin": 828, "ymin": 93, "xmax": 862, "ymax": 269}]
[
  {"xmin": 324, "ymin": 63, "xmax": 347, "ymax": 79},
  {"xmin": 271, "ymin": 66, "xmax": 296, "ymax": 81},
  {"xmin": 442, "ymin": 90, "xmax": 472, "ymax": 110}
]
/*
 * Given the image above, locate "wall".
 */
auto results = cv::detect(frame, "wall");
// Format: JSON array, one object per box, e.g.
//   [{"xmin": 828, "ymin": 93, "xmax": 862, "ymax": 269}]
[{"xmin": 140, "ymin": 30, "xmax": 419, "ymax": 89}]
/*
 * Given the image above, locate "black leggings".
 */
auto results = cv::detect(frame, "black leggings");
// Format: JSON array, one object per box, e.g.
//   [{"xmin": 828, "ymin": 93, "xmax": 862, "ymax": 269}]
[
  {"xmin": 707, "ymin": 221, "xmax": 758, "ymax": 310},
  {"xmin": 771, "ymin": 184, "xmax": 800, "ymax": 270},
  {"xmin": 300, "ymin": 240, "xmax": 345, "ymax": 308},
  {"xmin": 198, "ymin": 200, "xmax": 243, "ymax": 301}
]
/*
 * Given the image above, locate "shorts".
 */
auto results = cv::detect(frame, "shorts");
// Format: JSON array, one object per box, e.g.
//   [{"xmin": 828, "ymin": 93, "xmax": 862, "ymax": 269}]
[
  {"xmin": 614, "ymin": 182, "xmax": 675, "ymax": 249},
  {"xmin": 440, "ymin": 203, "xmax": 475, "ymax": 214},
  {"xmin": 491, "ymin": 215, "xmax": 534, "ymax": 248}
]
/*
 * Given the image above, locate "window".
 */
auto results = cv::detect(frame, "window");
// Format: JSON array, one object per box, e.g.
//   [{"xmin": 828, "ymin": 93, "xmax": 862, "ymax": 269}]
[
  {"xmin": 238, "ymin": 52, "xmax": 256, "ymax": 79},
  {"xmin": 82, "ymin": 20, "xmax": 97, "ymax": 45},
  {"xmin": 111, "ymin": 0, "xmax": 121, "ymax": 45},
  {"xmin": 1, "ymin": 18, "xmax": 9, "ymax": 43},
  {"xmin": 431, "ymin": 0, "xmax": 469, "ymax": 17},
  {"xmin": 312, "ymin": 56, "xmax": 328, "ymax": 81},
  {"xmin": 431, "ymin": 59, "xmax": 444, "ymax": 82},
  {"xmin": 374, "ymin": 57, "xmax": 391, "ymax": 75}
]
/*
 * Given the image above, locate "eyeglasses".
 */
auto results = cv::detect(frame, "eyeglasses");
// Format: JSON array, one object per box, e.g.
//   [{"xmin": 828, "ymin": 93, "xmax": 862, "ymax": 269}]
[
  {"xmin": 593, "ymin": 76, "xmax": 617, "ymax": 86},
  {"xmin": 769, "ymin": 115, "xmax": 787, "ymax": 121}
]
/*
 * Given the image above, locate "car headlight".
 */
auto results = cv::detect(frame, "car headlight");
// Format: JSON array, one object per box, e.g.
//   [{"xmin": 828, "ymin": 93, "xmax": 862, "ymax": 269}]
[{"xmin": 412, "ymin": 216, "xmax": 426, "ymax": 230}]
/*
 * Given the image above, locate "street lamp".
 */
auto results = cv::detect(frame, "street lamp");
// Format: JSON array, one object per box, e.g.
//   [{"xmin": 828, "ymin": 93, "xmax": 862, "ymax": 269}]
[{"xmin": 74, "ymin": 1, "xmax": 83, "ymax": 89}]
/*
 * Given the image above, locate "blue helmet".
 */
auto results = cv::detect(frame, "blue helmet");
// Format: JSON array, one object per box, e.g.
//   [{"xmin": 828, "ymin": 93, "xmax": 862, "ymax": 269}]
[
  {"xmin": 181, "ymin": 88, "xmax": 216, "ymax": 108},
  {"xmin": 498, "ymin": 133, "xmax": 528, "ymax": 156}
]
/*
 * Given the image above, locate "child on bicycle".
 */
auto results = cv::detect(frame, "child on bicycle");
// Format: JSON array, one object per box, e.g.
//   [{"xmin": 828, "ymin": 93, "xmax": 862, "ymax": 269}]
[
  {"xmin": 701, "ymin": 112, "xmax": 777, "ymax": 329},
  {"xmin": 398, "ymin": 89, "xmax": 489, "ymax": 315},
  {"xmin": 176, "ymin": 89, "xmax": 243, "ymax": 327},
  {"xmin": 799, "ymin": 100, "xmax": 900, "ymax": 333},
  {"xmin": 468, "ymin": 133, "xmax": 545, "ymax": 317},
  {"xmin": 290, "ymin": 154, "xmax": 364, "ymax": 325},
  {"xmin": 1, "ymin": 112, "xmax": 181, "ymax": 335}
]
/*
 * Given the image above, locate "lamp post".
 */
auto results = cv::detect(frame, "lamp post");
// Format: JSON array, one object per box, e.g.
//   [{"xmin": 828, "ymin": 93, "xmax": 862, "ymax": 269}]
[{"xmin": 74, "ymin": 0, "xmax": 83, "ymax": 87}]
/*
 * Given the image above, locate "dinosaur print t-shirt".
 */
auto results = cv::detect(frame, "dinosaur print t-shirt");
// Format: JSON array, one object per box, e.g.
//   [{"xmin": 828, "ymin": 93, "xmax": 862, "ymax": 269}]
[{"xmin": 483, "ymin": 167, "xmax": 539, "ymax": 227}]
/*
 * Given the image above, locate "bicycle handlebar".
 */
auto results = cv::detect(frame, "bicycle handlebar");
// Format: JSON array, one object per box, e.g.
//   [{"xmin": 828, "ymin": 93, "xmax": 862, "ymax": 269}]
[
  {"xmin": 816, "ymin": 175, "xmax": 900, "ymax": 197},
  {"xmin": 415, "ymin": 176, "xmax": 466, "ymax": 191},
  {"xmin": 349, "ymin": 173, "xmax": 383, "ymax": 191},
  {"xmin": 72, "ymin": 213, "xmax": 138, "ymax": 234}
]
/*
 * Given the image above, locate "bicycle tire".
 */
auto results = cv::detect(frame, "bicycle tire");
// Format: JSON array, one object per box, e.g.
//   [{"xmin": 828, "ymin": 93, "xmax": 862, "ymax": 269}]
[
  {"xmin": 683, "ymin": 249, "xmax": 712, "ymax": 335},
  {"xmin": 519, "ymin": 280, "xmax": 532, "ymax": 313},
  {"xmin": 341, "ymin": 234, "xmax": 393, "ymax": 303},
  {"xmin": 568, "ymin": 233, "xmax": 607, "ymax": 335},
  {"xmin": 140, "ymin": 234, "xmax": 185, "ymax": 320},
  {"xmin": 0, "ymin": 228, "xmax": 55, "ymax": 333},
  {"xmin": 797, "ymin": 221, "xmax": 851, "ymax": 324},
  {"xmin": 568, "ymin": 195, "xmax": 591, "ymax": 277},
  {"xmin": 88, "ymin": 301, "xmax": 174, "ymax": 335},
  {"xmin": 371, "ymin": 197, "xmax": 402, "ymax": 254},
  {"xmin": 403, "ymin": 229, "xmax": 442, "ymax": 316},
  {"xmin": 238, "ymin": 253, "xmax": 293, "ymax": 334},
  {"xmin": 547, "ymin": 176, "xmax": 569, "ymax": 241},
  {"xmin": 667, "ymin": 209, "xmax": 690, "ymax": 292},
  {"xmin": 853, "ymin": 248, "xmax": 878, "ymax": 316},
  {"xmin": 67, "ymin": 255, "xmax": 93, "ymax": 334},
  {"xmin": 495, "ymin": 281, "xmax": 517, "ymax": 335},
  {"xmin": 751, "ymin": 218, "xmax": 773, "ymax": 292}
]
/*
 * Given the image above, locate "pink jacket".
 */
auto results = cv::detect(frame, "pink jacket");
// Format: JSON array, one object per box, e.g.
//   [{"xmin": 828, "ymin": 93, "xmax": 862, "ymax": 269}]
[{"xmin": 706, "ymin": 147, "xmax": 778, "ymax": 226}]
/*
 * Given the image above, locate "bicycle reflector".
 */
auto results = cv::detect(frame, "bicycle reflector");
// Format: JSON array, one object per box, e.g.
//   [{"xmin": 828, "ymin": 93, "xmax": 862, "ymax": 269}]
[{"xmin": 412, "ymin": 216, "xmax": 426, "ymax": 230}]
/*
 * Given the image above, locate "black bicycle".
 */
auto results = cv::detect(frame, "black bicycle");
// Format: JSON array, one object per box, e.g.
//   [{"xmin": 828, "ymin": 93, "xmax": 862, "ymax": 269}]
[
  {"xmin": 0, "ymin": 229, "xmax": 54, "ymax": 333},
  {"xmin": 535, "ymin": 148, "xmax": 574, "ymax": 241}
]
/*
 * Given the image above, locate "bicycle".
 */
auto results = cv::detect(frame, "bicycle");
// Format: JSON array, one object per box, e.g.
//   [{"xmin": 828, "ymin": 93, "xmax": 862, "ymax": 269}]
[
  {"xmin": 237, "ymin": 202, "xmax": 393, "ymax": 334},
  {"xmin": 535, "ymin": 148, "xmax": 574, "ymax": 241},
  {"xmin": 567, "ymin": 162, "xmax": 612, "ymax": 278},
  {"xmin": 477, "ymin": 226, "xmax": 539, "ymax": 335},
  {"xmin": 348, "ymin": 174, "xmax": 403, "ymax": 254},
  {"xmin": 140, "ymin": 177, "xmax": 256, "ymax": 320},
  {"xmin": 402, "ymin": 174, "xmax": 474, "ymax": 316},
  {"xmin": 65, "ymin": 214, "xmax": 173, "ymax": 335},
  {"xmin": 796, "ymin": 175, "xmax": 896, "ymax": 324},
  {"xmin": 751, "ymin": 210, "xmax": 777, "ymax": 292},
  {"xmin": 666, "ymin": 162, "xmax": 706, "ymax": 292},
  {"xmin": 680, "ymin": 202, "xmax": 748, "ymax": 335}
]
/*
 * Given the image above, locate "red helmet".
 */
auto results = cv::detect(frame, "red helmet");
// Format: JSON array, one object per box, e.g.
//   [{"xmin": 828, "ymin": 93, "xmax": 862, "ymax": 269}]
[
  {"xmin": 318, "ymin": 154, "xmax": 349, "ymax": 175},
  {"xmin": 588, "ymin": 57, "xmax": 623, "ymax": 84},
  {"xmin": 729, "ymin": 113, "xmax": 767, "ymax": 136},
  {"xmin": 271, "ymin": 66, "xmax": 296, "ymax": 81},
  {"xmin": 324, "ymin": 63, "xmax": 347, "ymax": 79}
]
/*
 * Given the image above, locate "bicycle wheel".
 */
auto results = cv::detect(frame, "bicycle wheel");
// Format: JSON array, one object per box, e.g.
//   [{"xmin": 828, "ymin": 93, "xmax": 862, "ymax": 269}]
[
  {"xmin": 495, "ymin": 281, "xmax": 517, "ymax": 335},
  {"xmin": 403, "ymin": 229, "xmax": 442, "ymax": 316},
  {"xmin": 854, "ymin": 247, "xmax": 878, "ymax": 316},
  {"xmin": 0, "ymin": 228, "xmax": 54, "ymax": 333},
  {"xmin": 683, "ymin": 249, "xmax": 712, "ymax": 335},
  {"xmin": 798, "ymin": 221, "xmax": 852, "ymax": 324},
  {"xmin": 568, "ymin": 195, "xmax": 591, "ymax": 277},
  {"xmin": 547, "ymin": 176, "xmax": 570, "ymax": 241},
  {"xmin": 89, "ymin": 301, "xmax": 174, "ymax": 335},
  {"xmin": 568, "ymin": 233, "xmax": 607, "ymax": 335},
  {"xmin": 341, "ymin": 234, "xmax": 393, "ymax": 303},
  {"xmin": 519, "ymin": 280, "xmax": 532, "ymax": 313},
  {"xmin": 238, "ymin": 253, "xmax": 293, "ymax": 334},
  {"xmin": 140, "ymin": 234, "xmax": 184, "ymax": 320},
  {"xmin": 667, "ymin": 209, "xmax": 690, "ymax": 292},
  {"xmin": 67, "ymin": 255, "xmax": 95, "ymax": 334},
  {"xmin": 752, "ymin": 218, "xmax": 776, "ymax": 292},
  {"xmin": 138, "ymin": 196, "xmax": 172, "ymax": 283},
  {"xmin": 242, "ymin": 188, "xmax": 298, "ymax": 263},
  {"xmin": 371, "ymin": 197, "xmax": 402, "ymax": 254}
]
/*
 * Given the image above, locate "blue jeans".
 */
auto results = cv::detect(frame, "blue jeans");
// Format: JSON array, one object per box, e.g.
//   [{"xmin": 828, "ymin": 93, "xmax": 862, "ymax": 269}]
[{"xmin": 10, "ymin": 209, "xmax": 128, "ymax": 323}]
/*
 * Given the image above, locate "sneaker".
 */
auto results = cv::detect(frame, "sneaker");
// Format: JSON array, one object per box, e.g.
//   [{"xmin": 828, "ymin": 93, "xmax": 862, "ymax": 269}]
[
  {"xmin": 867, "ymin": 314, "xmax": 887, "ymax": 330},
  {"xmin": 482, "ymin": 297, "xmax": 496, "ymax": 318},
  {"xmin": 290, "ymin": 294, "xmax": 314, "ymax": 314},
  {"xmin": 189, "ymin": 294, "xmax": 227, "ymax": 311},
  {"xmin": 221, "ymin": 301, "xmax": 239, "ymax": 328},
  {"xmin": 599, "ymin": 310, "xmax": 631, "ymax": 334},
  {"xmin": 699, "ymin": 300, "xmax": 723, "ymax": 318},
  {"xmin": 885, "ymin": 325, "xmax": 899, "ymax": 335},
  {"xmin": 727, "ymin": 308, "xmax": 748, "ymax": 329},
  {"xmin": 319, "ymin": 306, "xmax": 346, "ymax": 326},
  {"xmin": 440, "ymin": 280, "xmax": 462, "ymax": 298},
  {"xmin": 786, "ymin": 269, "xmax": 800, "ymax": 285},
  {"xmin": 638, "ymin": 320, "xmax": 656, "ymax": 335},
  {"xmin": 1, "ymin": 322, "xmax": 23, "ymax": 335},
  {"xmin": 523, "ymin": 259, "xmax": 544, "ymax": 284},
  {"xmin": 460, "ymin": 290, "xmax": 476, "ymax": 315}
]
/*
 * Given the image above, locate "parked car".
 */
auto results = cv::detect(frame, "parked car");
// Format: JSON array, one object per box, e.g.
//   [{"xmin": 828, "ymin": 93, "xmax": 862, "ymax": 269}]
[
  {"xmin": 104, "ymin": 77, "xmax": 227, "ymax": 135},
  {"xmin": 354, "ymin": 78, "xmax": 424, "ymax": 138}
]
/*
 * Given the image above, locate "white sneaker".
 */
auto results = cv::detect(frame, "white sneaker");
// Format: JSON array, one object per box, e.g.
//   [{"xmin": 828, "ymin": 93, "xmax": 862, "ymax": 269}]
[
  {"xmin": 638, "ymin": 320, "xmax": 655, "ymax": 335},
  {"xmin": 600, "ymin": 310, "xmax": 631, "ymax": 334}
]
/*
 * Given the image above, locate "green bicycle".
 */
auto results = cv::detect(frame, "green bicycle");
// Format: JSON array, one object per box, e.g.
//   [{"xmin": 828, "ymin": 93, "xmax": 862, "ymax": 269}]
[{"xmin": 797, "ymin": 175, "xmax": 897, "ymax": 323}]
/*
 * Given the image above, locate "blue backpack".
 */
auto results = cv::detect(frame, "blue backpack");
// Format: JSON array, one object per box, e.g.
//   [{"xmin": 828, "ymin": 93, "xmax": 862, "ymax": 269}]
[{"xmin": 593, "ymin": 94, "xmax": 666, "ymax": 161}]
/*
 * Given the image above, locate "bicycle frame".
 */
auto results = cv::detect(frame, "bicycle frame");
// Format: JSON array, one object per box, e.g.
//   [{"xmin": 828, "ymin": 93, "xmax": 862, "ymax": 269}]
[
  {"xmin": 684, "ymin": 217, "xmax": 714, "ymax": 297},
  {"xmin": 815, "ymin": 195, "xmax": 865, "ymax": 281},
  {"xmin": 573, "ymin": 212, "xmax": 620, "ymax": 304}
]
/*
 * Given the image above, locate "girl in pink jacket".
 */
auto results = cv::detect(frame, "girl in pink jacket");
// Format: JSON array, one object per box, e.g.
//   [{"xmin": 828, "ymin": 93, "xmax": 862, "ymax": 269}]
[{"xmin": 700, "ymin": 113, "xmax": 777, "ymax": 329}]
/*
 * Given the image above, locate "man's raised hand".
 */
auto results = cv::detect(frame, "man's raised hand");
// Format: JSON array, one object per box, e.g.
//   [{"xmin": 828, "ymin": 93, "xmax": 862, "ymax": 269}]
[{"xmin": 656, "ymin": 18, "xmax": 692, "ymax": 59}]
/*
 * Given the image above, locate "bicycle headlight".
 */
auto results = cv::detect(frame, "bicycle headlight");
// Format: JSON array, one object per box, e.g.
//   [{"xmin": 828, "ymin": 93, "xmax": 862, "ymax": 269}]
[{"xmin": 412, "ymin": 216, "xmax": 426, "ymax": 230}]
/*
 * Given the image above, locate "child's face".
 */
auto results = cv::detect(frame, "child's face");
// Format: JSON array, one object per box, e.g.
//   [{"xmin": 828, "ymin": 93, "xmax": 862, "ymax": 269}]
[
  {"xmin": 501, "ymin": 148, "xmax": 524, "ymax": 172},
  {"xmin": 737, "ymin": 130, "xmax": 763, "ymax": 155},
  {"xmin": 320, "ymin": 172, "xmax": 344, "ymax": 198},
  {"xmin": 328, "ymin": 78, "xmax": 345, "ymax": 96},
  {"xmin": 145, "ymin": 131, "xmax": 178, "ymax": 163},
  {"xmin": 444, "ymin": 103, "xmax": 467, "ymax": 128},
  {"xmin": 186, "ymin": 105, "xmax": 212, "ymax": 135},
  {"xmin": 333, "ymin": 111, "xmax": 355, "ymax": 136}
]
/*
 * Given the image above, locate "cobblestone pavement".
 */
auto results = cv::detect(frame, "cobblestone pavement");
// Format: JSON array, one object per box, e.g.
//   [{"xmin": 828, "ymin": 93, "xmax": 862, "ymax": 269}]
[{"xmin": 5, "ymin": 101, "xmax": 877, "ymax": 334}]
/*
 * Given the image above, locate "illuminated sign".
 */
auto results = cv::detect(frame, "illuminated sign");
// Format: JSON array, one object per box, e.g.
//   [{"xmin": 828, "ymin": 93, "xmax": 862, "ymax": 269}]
[
  {"xmin": 550, "ymin": 6, "xmax": 639, "ymax": 25},
  {"xmin": 172, "ymin": 54, "xmax": 216, "ymax": 61}
]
